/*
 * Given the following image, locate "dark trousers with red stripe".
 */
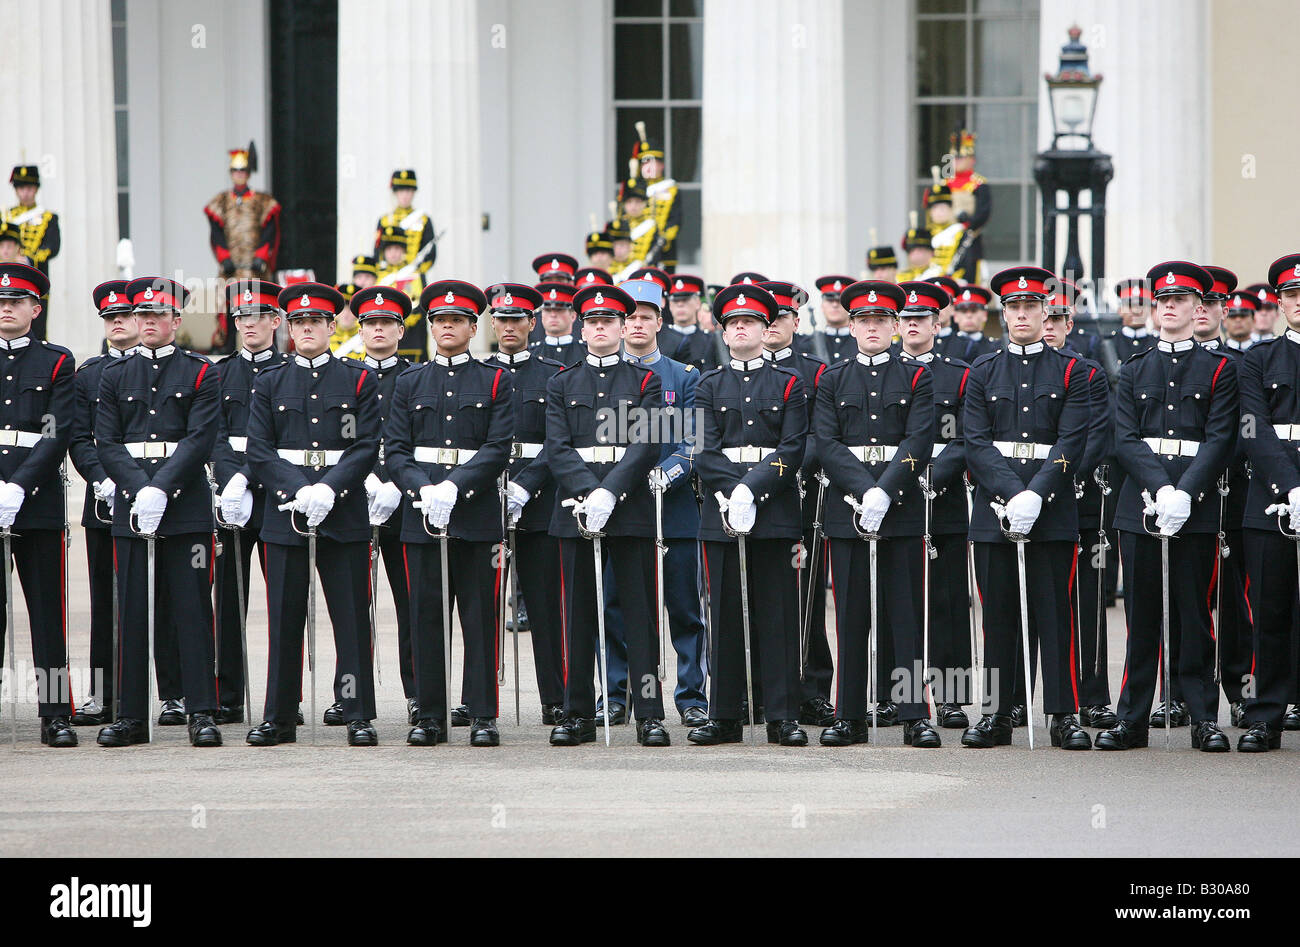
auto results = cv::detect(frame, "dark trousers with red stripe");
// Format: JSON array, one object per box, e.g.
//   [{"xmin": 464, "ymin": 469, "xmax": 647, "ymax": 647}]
[
  {"xmin": 114, "ymin": 532, "xmax": 217, "ymax": 721},
  {"xmin": 561, "ymin": 535, "xmax": 664, "ymax": 721},
  {"xmin": 704, "ymin": 538, "xmax": 799, "ymax": 722},
  {"xmin": 263, "ymin": 540, "xmax": 375, "ymax": 725},
  {"xmin": 404, "ymin": 538, "xmax": 499, "ymax": 721},
  {"xmin": 516, "ymin": 530, "xmax": 565, "ymax": 706},
  {"xmin": 1242, "ymin": 528, "xmax": 1300, "ymax": 730},
  {"xmin": 1073, "ymin": 533, "xmax": 1112, "ymax": 707},
  {"xmin": 214, "ymin": 524, "xmax": 264, "ymax": 709},
  {"xmin": 1115, "ymin": 531, "xmax": 1219, "ymax": 726},
  {"xmin": 84, "ymin": 526, "xmax": 115, "ymax": 707},
  {"xmin": 1, "ymin": 529, "xmax": 72, "ymax": 716},
  {"xmin": 1215, "ymin": 529, "xmax": 1252, "ymax": 703},
  {"xmin": 929, "ymin": 533, "xmax": 973, "ymax": 705},
  {"xmin": 974, "ymin": 540, "xmax": 1077, "ymax": 717},
  {"xmin": 829, "ymin": 537, "xmax": 928, "ymax": 722},
  {"xmin": 797, "ymin": 529, "xmax": 833, "ymax": 704}
]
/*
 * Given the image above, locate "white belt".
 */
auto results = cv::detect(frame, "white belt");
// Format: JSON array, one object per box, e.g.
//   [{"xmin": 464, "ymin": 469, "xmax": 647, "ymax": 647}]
[
  {"xmin": 228, "ymin": 435, "xmax": 248, "ymax": 453},
  {"xmin": 413, "ymin": 446, "xmax": 478, "ymax": 465},
  {"xmin": 931, "ymin": 443, "xmax": 947, "ymax": 458},
  {"xmin": 510, "ymin": 442, "xmax": 543, "ymax": 459},
  {"xmin": 845, "ymin": 445, "xmax": 898, "ymax": 464},
  {"xmin": 126, "ymin": 441, "xmax": 179, "ymax": 459},
  {"xmin": 1274, "ymin": 424, "xmax": 1300, "ymax": 441},
  {"xmin": 1143, "ymin": 437, "xmax": 1200, "ymax": 458},
  {"xmin": 722, "ymin": 446, "xmax": 774, "ymax": 463},
  {"xmin": 994, "ymin": 440, "xmax": 1052, "ymax": 460},
  {"xmin": 0, "ymin": 429, "xmax": 41, "ymax": 448},
  {"xmin": 277, "ymin": 448, "xmax": 343, "ymax": 467},
  {"xmin": 576, "ymin": 445, "xmax": 626, "ymax": 463}
]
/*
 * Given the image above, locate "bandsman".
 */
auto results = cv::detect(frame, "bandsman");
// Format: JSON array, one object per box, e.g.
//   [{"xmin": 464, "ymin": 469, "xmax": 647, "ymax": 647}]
[
  {"xmin": 329, "ymin": 282, "xmax": 365, "ymax": 359},
  {"xmin": 943, "ymin": 129, "xmax": 992, "ymax": 285},
  {"xmin": 585, "ymin": 230, "xmax": 614, "ymax": 271},
  {"xmin": 896, "ymin": 215, "xmax": 941, "ymax": 282},
  {"xmin": 374, "ymin": 169, "xmax": 436, "ymax": 281},
  {"xmin": 633, "ymin": 134, "xmax": 681, "ymax": 271},
  {"xmin": 866, "ymin": 241, "xmax": 898, "ymax": 282},
  {"xmin": 3, "ymin": 166, "xmax": 59, "ymax": 340},
  {"xmin": 376, "ymin": 226, "xmax": 427, "ymax": 361},
  {"xmin": 351, "ymin": 255, "xmax": 380, "ymax": 290}
]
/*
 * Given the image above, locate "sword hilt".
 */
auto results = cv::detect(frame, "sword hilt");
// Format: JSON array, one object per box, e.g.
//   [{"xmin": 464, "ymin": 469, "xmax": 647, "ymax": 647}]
[
  {"xmin": 277, "ymin": 502, "xmax": 317, "ymax": 537},
  {"xmin": 1093, "ymin": 464, "xmax": 1112, "ymax": 496},
  {"xmin": 989, "ymin": 500, "xmax": 1025, "ymax": 542},
  {"xmin": 1266, "ymin": 502, "xmax": 1300, "ymax": 541},
  {"xmin": 562, "ymin": 497, "xmax": 605, "ymax": 539}
]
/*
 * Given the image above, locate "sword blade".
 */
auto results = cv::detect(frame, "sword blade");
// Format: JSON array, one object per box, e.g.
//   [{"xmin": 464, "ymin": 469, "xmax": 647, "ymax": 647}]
[
  {"xmin": 308, "ymin": 529, "xmax": 317, "ymax": 746},
  {"xmin": 1016, "ymin": 539, "xmax": 1034, "ymax": 750},
  {"xmin": 440, "ymin": 530, "xmax": 453, "ymax": 740},
  {"xmin": 593, "ymin": 534, "xmax": 610, "ymax": 746},
  {"xmin": 5, "ymin": 531, "xmax": 14, "ymax": 747},
  {"xmin": 869, "ymin": 536, "xmax": 879, "ymax": 743},
  {"xmin": 738, "ymin": 534, "xmax": 755, "ymax": 743},
  {"xmin": 1161, "ymin": 535, "xmax": 1171, "ymax": 751}
]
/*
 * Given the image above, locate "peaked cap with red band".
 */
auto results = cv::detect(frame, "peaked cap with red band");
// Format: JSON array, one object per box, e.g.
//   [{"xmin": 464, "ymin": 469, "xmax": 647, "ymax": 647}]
[
  {"xmin": 1046, "ymin": 278, "xmax": 1080, "ymax": 312},
  {"xmin": 127, "ymin": 276, "xmax": 190, "ymax": 312},
  {"xmin": 712, "ymin": 283, "xmax": 777, "ymax": 325},
  {"xmin": 1224, "ymin": 292, "xmax": 1257, "ymax": 313},
  {"xmin": 668, "ymin": 274, "xmax": 706, "ymax": 297},
  {"xmin": 730, "ymin": 271, "xmax": 769, "ymax": 286},
  {"xmin": 1202, "ymin": 265, "xmax": 1238, "ymax": 300},
  {"xmin": 953, "ymin": 284, "xmax": 993, "ymax": 308},
  {"xmin": 574, "ymin": 267, "xmax": 612, "ymax": 287},
  {"xmin": 485, "ymin": 282, "xmax": 543, "ymax": 315},
  {"xmin": 352, "ymin": 285, "xmax": 413, "ymax": 321},
  {"xmin": 532, "ymin": 253, "xmax": 579, "ymax": 283},
  {"xmin": 627, "ymin": 267, "xmax": 671, "ymax": 294},
  {"xmin": 897, "ymin": 280, "xmax": 950, "ymax": 313},
  {"xmin": 1245, "ymin": 282, "xmax": 1279, "ymax": 307},
  {"xmin": 277, "ymin": 281, "xmax": 344, "ymax": 319},
  {"xmin": 815, "ymin": 274, "xmax": 854, "ymax": 297},
  {"xmin": 0, "ymin": 262, "xmax": 47, "ymax": 299},
  {"xmin": 535, "ymin": 282, "xmax": 578, "ymax": 307},
  {"xmin": 926, "ymin": 275, "xmax": 961, "ymax": 302},
  {"xmin": 225, "ymin": 278, "xmax": 282, "ymax": 317},
  {"xmin": 841, "ymin": 280, "xmax": 907, "ymax": 315},
  {"xmin": 757, "ymin": 280, "xmax": 809, "ymax": 312},
  {"xmin": 1267, "ymin": 253, "xmax": 1300, "ymax": 293},
  {"xmin": 990, "ymin": 266, "xmax": 1056, "ymax": 302},
  {"xmin": 92, "ymin": 280, "xmax": 132, "ymax": 316},
  {"xmin": 1146, "ymin": 261, "xmax": 1213, "ymax": 299},
  {"xmin": 572, "ymin": 284, "xmax": 635, "ymax": 320},
  {"xmin": 420, "ymin": 280, "xmax": 487, "ymax": 318},
  {"xmin": 1114, "ymin": 278, "xmax": 1153, "ymax": 305}
]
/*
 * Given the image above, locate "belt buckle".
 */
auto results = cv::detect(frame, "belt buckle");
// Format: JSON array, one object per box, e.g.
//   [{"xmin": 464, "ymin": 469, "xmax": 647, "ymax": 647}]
[
  {"xmin": 1158, "ymin": 438, "xmax": 1178, "ymax": 456},
  {"xmin": 144, "ymin": 442, "xmax": 166, "ymax": 459},
  {"xmin": 1013, "ymin": 442, "xmax": 1034, "ymax": 460},
  {"xmin": 436, "ymin": 448, "xmax": 458, "ymax": 465},
  {"xmin": 866, "ymin": 446, "xmax": 884, "ymax": 463},
  {"xmin": 0, "ymin": 430, "xmax": 15, "ymax": 446},
  {"xmin": 510, "ymin": 442, "xmax": 524, "ymax": 459},
  {"xmin": 593, "ymin": 445, "xmax": 615, "ymax": 463},
  {"xmin": 737, "ymin": 447, "xmax": 755, "ymax": 463},
  {"xmin": 305, "ymin": 449, "xmax": 326, "ymax": 468}
]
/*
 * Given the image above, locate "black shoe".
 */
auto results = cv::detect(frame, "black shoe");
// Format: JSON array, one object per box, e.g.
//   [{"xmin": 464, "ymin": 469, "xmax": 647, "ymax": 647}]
[
  {"xmin": 541, "ymin": 703, "xmax": 565, "ymax": 726},
  {"xmin": 1284, "ymin": 704, "xmax": 1300, "ymax": 731},
  {"xmin": 1050, "ymin": 714, "xmax": 1092, "ymax": 749},
  {"xmin": 70, "ymin": 697, "xmax": 110, "ymax": 726},
  {"xmin": 1078, "ymin": 704, "xmax": 1118, "ymax": 729},
  {"xmin": 937, "ymin": 703, "xmax": 969, "ymax": 729},
  {"xmin": 246, "ymin": 721, "xmax": 296, "ymax": 746},
  {"xmin": 1095, "ymin": 720, "xmax": 1149, "ymax": 750},
  {"xmin": 40, "ymin": 716, "xmax": 78, "ymax": 747},
  {"xmin": 1229, "ymin": 701, "xmax": 1246, "ymax": 729},
  {"xmin": 871, "ymin": 701, "xmax": 900, "ymax": 727},
  {"xmin": 679, "ymin": 706, "xmax": 709, "ymax": 727},
  {"xmin": 470, "ymin": 718, "xmax": 500, "ymax": 747},
  {"xmin": 295, "ymin": 712, "xmax": 304, "ymax": 726},
  {"xmin": 595, "ymin": 703, "xmax": 626, "ymax": 726},
  {"xmin": 187, "ymin": 714, "xmax": 223, "ymax": 747},
  {"xmin": 407, "ymin": 698, "xmax": 419, "ymax": 727},
  {"xmin": 323, "ymin": 702, "xmax": 345, "ymax": 726},
  {"xmin": 407, "ymin": 718, "xmax": 448, "ymax": 746},
  {"xmin": 819, "ymin": 719, "xmax": 869, "ymax": 746},
  {"xmin": 157, "ymin": 699, "xmax": 186, "ymax": 726},
  {"xmin": 960, "ymin": 714, "xmax": 1013, "ymax": 748},
  {"xmin": 212, "ymin": 705, "xmax": 244, "ymax": 725},
  {"xmin": 637, "ymin": 718, "xmax": 671, "ymax": 746},
  {"xmin": 550, "ymin": 717, "xmax": 596, "ymax": 746},
  {"xmin": 767, "ymin": 720, "xmax": 808, "ymax": 746},
  {"xmin": 1008, "ymin": 704, "xmax": 1027, "ymax": 728},
  {"xmin": 347, "ymin": 720, "xmax": 378, "ymax": 746},
  {"xmin": 904, "ymin": 719, "xmax": 942, "ymax": 748},
  {"xmin": 1149, "ymin": 700, "xmax": 1189, "ymax": 728},
  {"xmin": 798, "ymin": 697, "xmax": 836, "ymax": 727},
  {"xmin": 451, "ymin": 705, "xmax": 471, "ymax": 727},
  {"xmin": 1191, "ymin": 721, "xmax": 1230, "ymax": 753},
  {"xmin": 97, "ymin": 718, "xmax": 148, "ymax": 747},
  {"xmin": 1237, "ymin": 722, "xmax": 1281, "ymax": 752},
  {"xmin": 687, "ymin": 719, "xmax": 743, "ymax": 745}
]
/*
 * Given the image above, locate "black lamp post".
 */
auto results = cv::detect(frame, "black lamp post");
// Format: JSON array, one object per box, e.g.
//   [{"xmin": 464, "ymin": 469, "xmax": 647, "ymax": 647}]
[{"xmin": 1034, "ymin": 25, "xmax": 1113, "ymax": 318}]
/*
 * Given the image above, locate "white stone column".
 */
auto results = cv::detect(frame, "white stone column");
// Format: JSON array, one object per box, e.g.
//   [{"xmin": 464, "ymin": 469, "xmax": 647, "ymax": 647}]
[
  {"xmin": 336, "ymin": 0, "xmax": 482, "ymax": 286},
  {"xmin": 701, "ymin": 0, "xmax": 846, "ymax": 290},
  {"xmin": 0, "ymin": 0, "xmax": 118, "ymax": 358},
  {"xmin": 1039, "ymin": 0, "xmax": 1210, "ymax": 283}
]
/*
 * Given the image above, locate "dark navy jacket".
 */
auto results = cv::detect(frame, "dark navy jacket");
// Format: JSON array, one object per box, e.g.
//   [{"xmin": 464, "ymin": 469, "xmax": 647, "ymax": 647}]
[
  {"xmin": 529, "ymin": 335, "xmax": 585, "ymax": 368},
  {"xmin": 1058, "ymin": 347, "xmax": 1114, "ymax": 531},
  {"xmin": 1237, "ymin": 332, "xmax": 1300, "ymax": 531},
  {"xmin": 809, "ymin": 327, "xmax": 855, "ymax": 366},
  {"xmin": 659, "ymin": 324, "xmax": 718, "ymax": 371},
  {"xmin": 0, "ymin": 334, "xmax": 74, "ymax": 531},
  {"xmin": 900, "ymin": 350, "xmax": 970, "ymax": 537},
  {"xmin": 1109, "ymin": 327, "xmax": 1157, "ymax": 364},
  {"xmin": 69, "ymin": 347, "xmax": 124, "ymax": 530},
  {"xmin": 767, "ymin": 346, "xmax": 826, "ymax": 530},
  {"xmin": 212, "ymin": 346, "xmax": 291, "ymax": 532},
  {"xmin": 488, "ymin": 350, "xmax": 563, "ymax": 535}
]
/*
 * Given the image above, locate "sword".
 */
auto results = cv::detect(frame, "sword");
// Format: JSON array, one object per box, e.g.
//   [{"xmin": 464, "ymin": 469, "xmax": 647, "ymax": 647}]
[
  {"xmin": 1093, "ymin": 465, "xmax": 1112, "ymax": 677},
  {"xmin": 279, "ymin": 502, "xmax": 318, "ymax": 744},
  {"xmin": 844, "ymin": 493, "xmax": 882, "ymax": 742},
  {"xmin": 497, "ymin": 475, "xmax": 509, "ymax": 687},
  {"xmin": 1214, "ymin": 472, "xmax": 1231, "ymax": 685},
  {"xmin": 799, "ymin": 471, "xmax": 829, "ymax": 681},
  {"xmin": 920, "ymin": 468, "xmax": 938, "ymax": 721},
  {"xmin": 651, "ymin": 474, "xmax": 668, "ymax": 681},
  {"xmin": 370, "ymin": 527, "xmax": 382, "ymax": 685},
  {"xmin": 1267, "ymin": 503, "xmax": 1300, "ymax": 707},
  {"xmin": 414, "ymin": 497, "xmax": 456, "ymax": 741},
  {"xmin": 3, "ymin": 526, "xmax": 14, "ymax": 747},
  {"xmin": 94, "ymin": 496, "xmax": 120, "ymax": 723},
  {"xmin": 965, "ymin": 477, "xmax": 983, "ymax": 709},
  {"xmin": 714, "ymin": 491, "xmax": 756, "ymax": 743},
  {"xmin": 991, "ymin": 499, "xmax": 1035, "ymax": 750},
  {"xmin": 1140, "ymin": 490, "xmax": 1172, "ymax": 751},
  {"xmin": 508, "ymin": 523, "xmax": 521, "ymax": 725},
  {"xmin": 214, "ymin": 502, "xmax": 253, "ymax": 729},
  {"xmin": 129, "ymin": 511, "xmax": 158, "ymax": 744},
  {"xmin": 563, "ymin": 497, "xmax": 611, "ymax": 745}
]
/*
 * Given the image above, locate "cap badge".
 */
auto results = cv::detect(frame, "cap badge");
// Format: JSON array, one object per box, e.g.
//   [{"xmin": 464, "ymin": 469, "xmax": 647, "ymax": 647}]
[
  {"xmin": 444, "ymin": 290, "xmax": 456, "ymax": 304},
  {"xmin": 107, "ymin": 291, "xmax": 117, "ymax": 302},
  {"xmin": 1293, "ymin": 264, "xmax": 1300, "ymax": 279},
  {"xmin": 1232, "ymin": 296, "xmax": 1241, "ymax": 307},
  {"xmin": 144, "ymin": 288, "xmax": 154, "ymax": 300},
  {"xmin": 1259, "ymin": 289, "xmax": 1268, "ymax": 300},
  {"xmin": 503, "ymin": 293, "xmax": 513, "ymax": 305},
  {"xmin": 550, "ymin": 259, "xmax": 559, "ymax": 270},
  {"xmin": 594, "ymin": 292, "xmax": 604, "ymax": 305},
  {"xmin": 962, "ymin": 290, "xmax": 972, "ymax": 301},
  {"xmin": 1165, "ymin": 272, "xmax": 1176, "ymax": 285},
  {"xmin": 833, "ymin": 281, "xmax": 842, "ymax": 291},
  {"xmin": 549, "ymin": 289, "xmax": 557, "ymax": 300},
  {"xmin": 675, "ymin": 280, "xmax": 683, "ymax": 290},
  {"xmin": 300, "ymin": 293, "xmax": 310, "ymax": 308},
  {"xmin": 1017, "ymin": 276, "xmax": 1027, "ymax": 289},
  {"xmin": 585, "ymin": 273, "xmax": 596, "ymax": 283},
  {"xmin": 375, "ymin": 293, "xmax": 384, "ymax": 305},
  {"xmin": 737, "ymin": 294, "xmax": 747, "ymax": 306},
  {"xmin": 243, "ymin": 289, "xmax": 253, "ymax": 303},
  {"xmin": 0, "ymin": 274, "xmax": 8, "ymax": 287},
  {"xmin": 867, "ymin": 290, "xmax": 877, "ymax": 303}
]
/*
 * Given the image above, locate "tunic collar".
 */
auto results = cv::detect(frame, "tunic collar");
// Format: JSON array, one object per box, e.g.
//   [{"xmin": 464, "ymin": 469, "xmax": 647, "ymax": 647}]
[
  {"xmin": 240, "ymin": 345, "xmax": 277, "ymax": 362},
  {"xmin": 1157, "ymin": 338, "xmax": 1195, "ymax": 354},
  {"xmin": 729, "ymin": 356, "xmax": 765, "ymax": 371},
  {"xmin": 1006, "ymin": 341, "xmax": 1044, "ymax": 356},
  {"xmin": 294, "ymin": 351, "xmax": 331, "ymax": 368},
  {"xmin": 365, "ymin": 354, "xmax": 400, "ymax": 369},
  {"xmin": 764, "ymin": 346, "xmax": 793, "ymax": 362},
  {"xmin": 544, "ymin": 334, "xmax": 574, "ymax": 346},
  {"xmin": 624, "ymin": 349, "xmax": 661, "ymax": 367},
  {"xmin": 432, "ymin": 351, "xmax": 471, "ymax": 367},
  {"xmin": 586, "ymin": 352, "xmax": 621, "ymax": 369},
  {"xmin": 0, "ymin": 335, "xmax": 31, "ymax": 351},
  {"xmin": 494, "ymin": 350, "xmax": 530, "ymax": 365},
  {"xmin": 1121, "ymin": 326, "xmax": 1149, "ymax": 339},
  {"xmin": 139, "ymin": 343, "xmax": 176, "ymax": 359}
]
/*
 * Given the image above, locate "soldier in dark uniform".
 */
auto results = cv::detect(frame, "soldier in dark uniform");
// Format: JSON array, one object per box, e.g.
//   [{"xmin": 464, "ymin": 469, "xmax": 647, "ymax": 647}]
[
  {"xmin": 659, "ymin": 274, "xmax": 717, "ymax": 371},
  {"xmin": 95, "ymin": 277, "xmax": 222, "ymax": 747},
  {"xmin": 1237, "ymin": 253, "xmax": 1300, "ymax": 749},
  {"xmin": 384, "ymin": 280, "xmax": 513, "ymax": 747},
  {"xmin": 210, "ymin": 279, "xmax": 289, "ymax": 725},
  {"xmin": 544, "ymin": 284, "xmax": 670, "ymax": 747},
  {"xmin": 1223, "ymin": 291, "xmax": 1256, "ymax": 351},
  {"xmin": 945, "ymin": 283, "xmax": 996, "ymax": 362},
  {"xmin": 529, "ymin": 253, "xmax": 578, "ymax": 344},
  {"xmin": 492, "ymin": 284, "xmax": 567, "ymax": 724},
  {"xmin": 1247, "ymin": 283, "xmax": 1279, "ymax": 344},
  {"xmin": 688, "ymin": 284, "xmax": 809, "ymax": 747},
  {"xmin": 816, "ymin": 280, "xmax": 938, "ymax": 747},
  {"xmin": 0, "ymin": 263, "xmax": 75, "ymax": 745},
  {"xmin": 928, "ymin": 277, "xmax": 959, "ymax": 358},
  {"xmin": 529, "ymin": 282, "xmax": 585, "ymax": 368},
  {"xmin": 244, "ymin": 283, "xmax": 380, "ymax": 747},
  {"xmin": 758, "ymin": 280, "xmax": 835, "ymax": 726},
  {"xmin": 809, "ymin": 276, "xmax": 856, "ymax": 366},
  {"xmin": 1110, "ymin": 279, "xmax": 1156, "ymax": 363},
  {"xmin": 1097, "ymin": 262, "xmax": 1238, "ymax": 752},
  {"xmin": 4, "ymin": 167, "xmax": 60, "ymax": 341},
  {"xmin": 897, "ymin": 282, "xmax": 974, "ymax": 728},
  {"xmin": 959, "ymin": 266, "xmax": 1092, "ymax": 750}
]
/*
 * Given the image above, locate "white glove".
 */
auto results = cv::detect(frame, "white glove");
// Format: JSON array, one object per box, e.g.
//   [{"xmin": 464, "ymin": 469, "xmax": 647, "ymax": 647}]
[
  {"xmin": 1005, "ymin": 489, "xmax": 1043, "ymax": 535},
  {"xmin": 1157, "ymin": 487, "xmax": 1192, "ymax": 536},
  {"xmin": 648, "ymin": 467, "xmax": 671, "ymax": 492},
  {"xmin": 94, "ymin": 477, "xmax": 116, "ymax": 515},
  {"xmin": 364, "ymin": 472, "xmax": 383, "ymax": 500},
  {"xmin": 582, "ymin": 487, "xmax": 617, "ymax": 533},
  {"xmin": 368, "ymin": 479, "xmax": 402, "ymax": 526},
  {"xmin": 858, "ymin": 486, "xmax": 891, "ymax": 534},
  {"xmin": 1288, "ymin": 487, "xmax": 1300, "ymax": 533},
  {"xmin": 132, "ymin": 485, "xmax": 168, "ymax": 535},
  {"xmin": 0, "ymin": 481, "xmax": 23, "ymax": 528},
  {"xmin": 727, "ymin": 483, "xmax": 756, "ymax": 534},
  {"xmin": 421, "ymin": 480, "xmax": 458, "ymax": 529},
  {"xmin": 506, "ymin": 481, "xmax": 530, "ymax": 526},
  {"xmin": 301, "ymin": 482, "xmax": 335, "ymax": 528},
  {"xmin": 220, "ymin": 473, "xmax": 253, "ymax": 528}
]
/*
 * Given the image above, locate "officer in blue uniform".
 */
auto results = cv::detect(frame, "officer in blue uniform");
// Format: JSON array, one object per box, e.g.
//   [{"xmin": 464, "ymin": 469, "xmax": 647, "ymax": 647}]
[
  {"xmin": 68, "ymin": 280, "xmax": 138, "ymax": 727},
  {"xmin": 816, "ymin": 280, "xmax": 938, "ymax": 747},
  {"xmin": 688, "ymin": 284, "xmax": 809, "ymax": 747},
  {"xmin": 529, "ymin": 282, "xmax": 585, "ymax": 368},
  {"xmin": 211, "ymin": 278, "xmax": 289, "ymax": 725},
  {"xmin": 96, "ymin": 276, "xmax": 222, "ymax": 747},
  {"xmin": 245, "ymin": 283, "xmax": 380, "ymax": 747},
  {"xmin": 545, "ymin": 284, "xmax": 670, "ymax": 747},
  {"xmin": 385, "ymin": 279, "xmax": 514, "ymax": 747},
  {"xmin": 0, "ymin": 262, "xmax": 76, "ymax": 746},
  {"xmin": 1237, "ymin": 252, "xmax": 1300, "ymax": 751},
  {"xmin": 660, "ymin": 274, "xmax": 718, "ymax": 371},
  {"xmin": 1098, "ymin": 261, "xmax": 1238, "ymax": 753},
  {"xmin": 960, "ymin": 266, "xmax": 1092, "ymax": 750},
  {"xmin": 492, "ymin": 283, "xmax": 568, "ymax": 725}
]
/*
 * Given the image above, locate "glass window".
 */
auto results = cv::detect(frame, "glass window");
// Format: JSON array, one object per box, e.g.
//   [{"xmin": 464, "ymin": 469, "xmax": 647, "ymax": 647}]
[
  {"xmin": 668, "ymin": 23, "xmax": 702, "ymax": 100},
  {"xmin": 669, "ymin": 106, "xmax": 701, "ymax": 182},
  {"xmin": 613, "ymin": 24, "xmax": 663, "ymax": 100},
  {"xmin": 111, "ymin": 3, "xmax": 129, "ymax": 239}
]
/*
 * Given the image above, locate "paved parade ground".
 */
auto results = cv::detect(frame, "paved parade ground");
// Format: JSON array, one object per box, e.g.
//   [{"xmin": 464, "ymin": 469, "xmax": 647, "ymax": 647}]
[{"xmin": 2, "ymin": 516, "xmax": 1298, "ymax": 859}]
